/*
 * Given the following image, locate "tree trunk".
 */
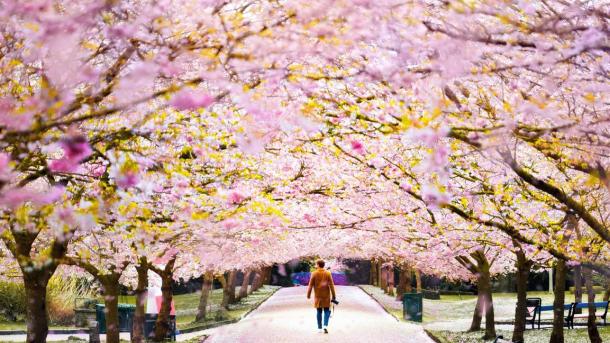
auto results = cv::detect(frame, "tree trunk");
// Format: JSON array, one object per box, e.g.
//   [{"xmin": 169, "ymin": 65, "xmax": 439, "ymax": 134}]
[
  {"xmin": 469, "ymin": 291, "xmax": 483, "ymax": 332},
  {"xmin": 219, "ymin": 274, "xmax": 231, "ymax": 309},
  {"xmin": 573, "ymin": 265, "xmax": 583, "ymax": 314},
  {"xmin": 132, "ymin": 260, "xmax": 148, "ymax": 343},
  {"xmin": 377, "ymin": 260, "xmax": 383, "ymax": 288},
  {"xmin": 460, "ymin": 251, "xmax": 495, "ymax": 339},
  {"xmin": 227, "ymin": 270, "xmax": 238, "ymax": 304},
  {"xmin": 250, "ymin": 270, "xmax": 262, "ymax": 293},
  {"xmin": 396, "ymin": 265, "xmax": 411, "ymax": 301},
  {"xmin": 512, "ymin": 250, "xmax": 532, "ymax": 343},
  {"xmin": 550, "ymin": 259, "xmax": 567, "ymax": 343},
  {"xmin": 195, "ymin": 271, "xmax": 213, "ymax": 322},
  {"xmin": 23, "ymin": 271, "xmax": 51, "ymax": 343},
  {"xmin": 387, "ymin": 266, "xmax": 395, "ymax": 297},
  {"xmin": 100, "ymin": 277, "xmax": 120, "ymax": 343},
  {"xmin": 369, "ymin": 259, "xmax": 377, "ymax": 285},
  {"xmin": 583, "ymin": 267, "xmax": 602, "ymax": 343},
  {"xmin": 153, "ymin": 273, "xmax": 173, "ymax": 341},
  {"xmin": 415, "ymin": 269, "xmax": 422, "ymax": 293},
  {"xmin": 238, "ymin": 269, "xmax": 252, "ymax": 300},
  {"xmin": 152, "ymin": 257, "xmax": 176, "ymax": 342},
  {"xmin": 479, "ymin": 262, "xmax": 496, "ymax": 340},
  {"xmin": 261, "ymin": 266, "xmax": 272, "ymax": 285},
  {"xmin": 603, "ymin": 274, "xmax": 609, "ymax": 302},
  {"xmin": 380, "ymin": 263, "xmax": 387, "ymax": 292}
]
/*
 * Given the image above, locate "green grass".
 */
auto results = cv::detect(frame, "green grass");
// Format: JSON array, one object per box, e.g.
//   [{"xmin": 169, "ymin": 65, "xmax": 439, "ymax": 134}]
[
  {"xmin": 177, "ymin": 285, "xmax": 278, "ymax": 330},
  {"xmin": 0, "ymin": 322, "xmax": 77, "ymax": 331},
  {"xmin": 429, "ymin": 326, "xmax": 610, "ymax": 342},
  {"xmin": 0, "ymin": 285, "xmax": 279, "ymax": 333},
  {"xmin": 360, "ymin": 284, "xmax": 610, "ymax": 342}
]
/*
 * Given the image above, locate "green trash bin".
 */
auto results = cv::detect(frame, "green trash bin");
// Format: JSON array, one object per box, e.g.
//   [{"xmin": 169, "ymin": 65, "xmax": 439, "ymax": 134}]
[
  {"xmin": 403, "ymin": 293, "xmax": 423, "ymax": 322},
  {"xmin": 95, "ymin": 304, "xmax": 106, "ymax": 333},
  {"xmin": 95, "ymin": 303, "xmax": 136, "ymax": 334}
]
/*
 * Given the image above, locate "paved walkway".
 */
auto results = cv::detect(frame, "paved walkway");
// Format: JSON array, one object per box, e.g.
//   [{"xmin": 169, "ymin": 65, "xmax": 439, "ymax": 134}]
[{"xmin": 201, "ymin": 286, "xmax": 433, "ymax": 343}]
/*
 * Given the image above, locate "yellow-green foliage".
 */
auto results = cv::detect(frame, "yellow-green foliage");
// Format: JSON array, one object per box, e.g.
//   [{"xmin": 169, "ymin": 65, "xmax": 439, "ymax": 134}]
[
  {"xmin": 0, "ymin": 280, "xmax": 27, "ymax": 321},
  {"xmin": 0, "ymin": 276, "xmax": 96, "ymax": 325}
]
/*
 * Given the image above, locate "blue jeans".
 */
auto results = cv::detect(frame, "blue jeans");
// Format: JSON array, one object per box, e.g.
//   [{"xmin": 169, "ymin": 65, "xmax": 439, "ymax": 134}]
[{"xmin": 316, "ymin": 307, "xmax": 330, "ymax": 329}]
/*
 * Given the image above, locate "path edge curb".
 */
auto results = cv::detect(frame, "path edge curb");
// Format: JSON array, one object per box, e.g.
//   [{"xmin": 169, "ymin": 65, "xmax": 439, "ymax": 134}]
[
  {"xmin": 239, "ymin": 285, "xmax": 281, "ymax": 320},
  {"xmin": 357, "ymin": 285, "xmax": 400, "ymax": 322},
  {"xmin": 180, "ymin": 285, "xmax": 281, "ymax": 334},
  {"xmin": 423, "ymin": 329, "xmax": 445, "ymax": 343}
]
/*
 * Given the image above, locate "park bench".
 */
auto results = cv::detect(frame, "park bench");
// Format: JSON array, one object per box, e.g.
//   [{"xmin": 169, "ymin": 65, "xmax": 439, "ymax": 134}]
[
  {"xmin": 565, "ymin": 301, "xmax": 609, "ymax": 329},
  {"xmin": 524, "ymin": 298, "xmax": 571, "ymax": 330}
]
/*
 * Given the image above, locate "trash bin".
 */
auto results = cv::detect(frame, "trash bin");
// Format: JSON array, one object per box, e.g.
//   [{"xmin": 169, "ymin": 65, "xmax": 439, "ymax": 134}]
[
  {"xmin": 118, "ymin": 304, "xmax": 136, "ymax": 332},
  {"xmin": 95, "ymin": 304, "xmax": 106, "ymax": 333},
  {"xmin": 143, "ymin": 314, "xmax": 177, "ymax": 341},
  {"xmin": 95, "ymin": 303, "xmax": 136, "ymax": 334},
  {"xmin": 403, "ymin": 293, "xmax": 423, "ymax": 322}
]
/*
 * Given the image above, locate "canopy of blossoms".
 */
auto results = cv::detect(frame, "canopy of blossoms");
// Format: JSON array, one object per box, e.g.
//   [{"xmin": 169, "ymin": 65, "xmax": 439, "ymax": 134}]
[{"xmin": 0, "ymin": 0, "xmax": 608, "ymax": 342}]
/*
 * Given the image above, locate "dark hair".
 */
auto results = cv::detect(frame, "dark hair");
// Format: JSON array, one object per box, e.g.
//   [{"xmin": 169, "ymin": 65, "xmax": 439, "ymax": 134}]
[{"xmin": 316, "ymin": 259, "xmax": 325, "ymax": 268}]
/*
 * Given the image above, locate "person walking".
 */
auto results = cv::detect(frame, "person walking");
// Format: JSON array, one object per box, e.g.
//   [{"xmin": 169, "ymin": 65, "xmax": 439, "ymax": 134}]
[{"xmin": 306, "ymin": 259, "xmax": 337, "ymax": 333}]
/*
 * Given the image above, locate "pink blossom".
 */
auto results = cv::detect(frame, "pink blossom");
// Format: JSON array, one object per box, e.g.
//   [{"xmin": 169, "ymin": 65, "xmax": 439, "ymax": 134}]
[
  {"xmin": 227, "ymin": 190, "xmax": 246, "ymax": 205},
  {"xmin": 0, "ymin": 153, "xmax": 12, "ymax": 181},
  {"xmin": 49, "ymin": 159, "xmax": 79, "ymax": 173},
  {"xmin": 350, "ymin": 140, "xmax": 365, "ymax": 155},
  {"xmin": 422, "ymin": 184, "xmax": 451, "ymax": 208},
  {"xmin": 49, "ymin": 135, "xmax": 92, "ymax": 173},
  {"xmin": 0, "ymin": 186, "xmax": 64, "ymax": 209},
  {"xmin": 115, "ymin": 170, "xmax": 139, "ymax": 189},
  {"xmin": 222, "ymin": 219, "xmax": 240, "ymax": 230},
  {"xmin": 399, "ymin": 181, "xmax": 412, "ymax": 192},
  {"xmin": 303, "ymin": 213, "xmax": 316, "ymax": 223},
  {"xmin": 170, "ymin": 89, "xmax": 215, "ymax": 111}
]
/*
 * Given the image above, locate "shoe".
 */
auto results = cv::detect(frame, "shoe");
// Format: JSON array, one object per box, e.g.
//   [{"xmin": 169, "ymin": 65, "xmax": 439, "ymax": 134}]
[
  {"xmin": 323, "ymin": 327, "xmax": 328, "ymax": 334},
  {"xmin": 318, "ymin": 329, "xmax": 323, "ymax": 333}
]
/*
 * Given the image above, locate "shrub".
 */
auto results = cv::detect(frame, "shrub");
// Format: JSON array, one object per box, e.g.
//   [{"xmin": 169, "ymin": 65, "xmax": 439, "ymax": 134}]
[
  {"xmin": 0, "ymin": 280, "xmax": 26, "ymax": 322},
  {"xmin": 47, "ymin": 276, "xmax": 97, "ymax": 325},
  {"xmin": 0, "ymin": 276, "xmax": 96, "ymax": 325}
]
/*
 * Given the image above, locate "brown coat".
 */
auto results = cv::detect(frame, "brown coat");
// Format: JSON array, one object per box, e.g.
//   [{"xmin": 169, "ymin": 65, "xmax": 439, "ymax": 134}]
[{"xmin": 307, "ymin": 268, "xmax": 336, "ymax": 308}]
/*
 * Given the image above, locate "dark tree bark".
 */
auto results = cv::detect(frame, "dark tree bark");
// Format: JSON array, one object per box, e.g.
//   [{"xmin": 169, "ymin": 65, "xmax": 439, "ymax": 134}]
[
  {"xmin": 456, "ymin": 250, "xmax": 496, "ymax": 340},
  {"xmin": 380, "ymin": 262, "xmax": 387, "ymax": 292},
  {"xmin": 23, "ymin": 271, "xmax": 52, "ymax": 343},
  {"xmin": 386, "ymin": 265, "xmax": 395, "ymax": 297},
  {"xmin": 573, "ymin": 265, "xmax": 583, "ymax": 313},
  {"xmin": 415, "ymin": 269, "xmax": 422, "ymax": 293},
  {"xmin": 132, "ymin": 259, "xmax": 148, "ymax": 343},
  {"xmin": 151, "ymin": 257, "xmax": 176, "ymax": 342},
  {"xmin": 62, "ymin": 256, "xmax": 126, "ymax": 343},
  {"xmin": 219, "ymin": 274, "xmax": 231, "ymax": 309},
  {"xmin": 261, "ymin": 266, "xmax": 272, "ymax": 285},
  {"xmin": 226, "ymin": 270, "xmax": 238, "ymax": 304},
  {"xmin": 396, "ymin": 264, "xmax": 412, "ymax": 301},
  {"xmin": 250, "ymin": 269, "xmax": 262, "ymax": 293},
  {"xmin": 370, "ymin": 259, "xmax": 377, "ymax": 286},
  {"xmin": 195, "ymin": 271, "xmax": 213, "ymax": 322},
  {"xmin": 377, "ymin": 260, "xmax": 383, "ymax": 289},
  {"xmin": 550, "ymin": 259, "xmax": 567, "ymax": 343},
  {"xmin": 4, "ymin": 219, "xmax": 71, "ymax": 343},
  {"xmin": 512, "ymin": 248, "xmax": 533, "ymax": 343},
  {"xmin": 470, "ymin": 290, "xmax": 483, "ymax": 331},
  {"xmin": 99, "ymin": 276, "xmax": 121, "ymax": 343},
  {"xmin": 238, "ymin": 269, "xmax": 252, "ymax": 300},
  {"xmin": 583, "ymin": 267, "xmax": 602, "ymax": 343}
]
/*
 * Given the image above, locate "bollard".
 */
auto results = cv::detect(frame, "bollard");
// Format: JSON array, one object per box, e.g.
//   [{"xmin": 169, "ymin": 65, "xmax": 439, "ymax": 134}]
[{"xmin": 89, "ymin": 320, "xmax": 101, "ymax": 343}]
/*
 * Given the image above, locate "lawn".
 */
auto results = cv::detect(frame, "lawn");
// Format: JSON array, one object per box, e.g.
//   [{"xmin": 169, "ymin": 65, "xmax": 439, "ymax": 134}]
[
  {"xmin": 429, "ymin": 326, "xmax": 610, "ymax": 342},
  {"xmin": 359, "ymin": 284, "xmax": 608, "ymax": 341},
  {"xmin": 0, "ymin": 285, "xmax": 279, "ymax": 332}
]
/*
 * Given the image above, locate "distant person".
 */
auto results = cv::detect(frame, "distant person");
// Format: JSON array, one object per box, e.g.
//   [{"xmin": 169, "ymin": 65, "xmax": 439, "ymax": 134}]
[{"xmin": 307, "ymin": 259, "xmax": 337, "ymax": 334}]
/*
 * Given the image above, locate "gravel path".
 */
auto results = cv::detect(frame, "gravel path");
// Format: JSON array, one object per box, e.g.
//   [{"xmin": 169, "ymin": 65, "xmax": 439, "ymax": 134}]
[{"xmin": 203, "ymin": 285, "xmax": 433, "ymax": 343}]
